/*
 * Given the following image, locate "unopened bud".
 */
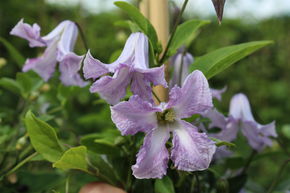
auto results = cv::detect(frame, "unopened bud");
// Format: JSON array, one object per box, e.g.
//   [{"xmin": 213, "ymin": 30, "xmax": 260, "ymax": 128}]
[
  {"xmin": 16, "ymin": 136, "xmax": 27, "ymax": 150},
  {"xmin": 40, "ymin": 83, "xmax": 50, "ymax": 92}
]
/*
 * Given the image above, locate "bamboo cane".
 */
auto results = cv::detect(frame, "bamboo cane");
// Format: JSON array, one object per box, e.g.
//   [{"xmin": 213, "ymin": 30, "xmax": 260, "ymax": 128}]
[{"xmin": 140, "ymin": 0, "xmax": 169, "ymax": 103}]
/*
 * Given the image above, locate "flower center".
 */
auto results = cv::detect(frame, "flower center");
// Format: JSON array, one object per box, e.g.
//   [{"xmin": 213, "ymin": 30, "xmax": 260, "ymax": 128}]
[{"xmin": 156, "ymin": 109, "xmax": 176, "ymax": 124}]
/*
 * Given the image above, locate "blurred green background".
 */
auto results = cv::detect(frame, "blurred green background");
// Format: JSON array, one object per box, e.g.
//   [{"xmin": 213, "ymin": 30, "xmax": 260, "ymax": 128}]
[{"xmin": 0, "ymin": 0, "xmax": 289, "ymax": 192}]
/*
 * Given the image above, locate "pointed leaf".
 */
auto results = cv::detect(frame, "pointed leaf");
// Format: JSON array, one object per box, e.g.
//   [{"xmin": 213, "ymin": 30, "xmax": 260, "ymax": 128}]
[
  {"xmin": 24, "ymin": 111, "xmax": 63, "ymax": 162},
  {"xmin": 114, "ymin": 1, "xmax": 160, "ymax": 53},
  {"xmin": 168, "ymin": 19, "xmax": 210, "ymax": 57},
  {"xmin": 0, "ymin": 36, "xmax": 25, "ymax": 67},
  {"xmin": 190, "ymin": 41, "xmax": 273, "ymax": 79},
  {"xmin": 154, "ymin": 176, "xmax": 175, "ymax": 193},
  {"xmin": 53, "ymin": 146, "xmax": 88, "ymax": 172},
  {"xmin": 0, "ymin": 77, "xmax": 22, "ymax": 96}
]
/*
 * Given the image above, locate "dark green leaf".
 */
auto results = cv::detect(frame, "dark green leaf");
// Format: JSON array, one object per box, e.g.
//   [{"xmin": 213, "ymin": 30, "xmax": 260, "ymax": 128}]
[
  {"xmin": 190, "ymin": 41, "xmax": 273, "ymax": 79},
  {"xmin": 24, "ymin": 111, "xmax": 63, "ymax": 162},
  {"xmin": 53, "ymin": 146, "xmax": 88, "ymax": 172},
  {"xmin": 0, "ymin": 36, "xmax": 25, "ymax": 67},
  {"xmin": 228, "ymin": 174, "xmax": 247, "ymax": 193},
  {"xmin": 154, "ymin": 176, "xmax": 175, "ymax": 193},
  {"xmin": 0, "ymin": 77, "xmax": 22, "ymax": 95},
  {"xmin": 114, "ymin": 1, "xmax": 159, "ymax": 53},
  {"xmin": 168, "ymin": 19, "xmax": 210, "ymax": 56},
  {"xmin": 225, "ymin": 157, "xmax": 246, "ymax": 169}
]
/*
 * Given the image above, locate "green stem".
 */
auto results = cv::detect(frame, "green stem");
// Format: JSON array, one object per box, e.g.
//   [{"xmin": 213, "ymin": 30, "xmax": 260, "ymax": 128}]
[
  {"xmin": 152, "ymin": 90, "xmax": 162, "ymax": 103},
  {"xmin": 75, "ymin": 22, "xmax": 89, "ymax": 51},
  {"xmin": 159, "ymin": 0, "xmax": 189, "ymax": 64},
  {"xmin": 2, "ymin": 152, "xmax": 38, "ymax": 177},
  {"xmin": 241, "ymin": 150, "xmax": 257, "ymax": 174},
  {"xmin": 266, "ymin": 159, "xmax": 290, "ymax": 193},
  {"xmin": 194, "ymin": 173, "xmax": 200, "ymax": 193}
]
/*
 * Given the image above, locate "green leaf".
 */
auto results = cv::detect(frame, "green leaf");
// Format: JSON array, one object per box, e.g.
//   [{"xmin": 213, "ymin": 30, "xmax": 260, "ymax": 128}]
[
  {"xmin": 210, "ymin": 137, "xmax": 236, "ymax": 148},
  {"xmin": 114, "ymin": 1, "xmax": 160, "ymax": 53},
  {"xmin": 24, "ymin": 111, "xmax": 63, "ymax": 162},
  {"xmin": 16, "ymin": 72, "xmax": 43, "ymax": 98},
  {"xmin": 154, "ymin": 176, "xmax": 175, "ymax": 193},
  {"xmin": 53, "ymin": 146, "xmax": 88, "ymax": 172},
  {"xmin": 228, "ymin": 174, "xmax": 247, "ymax": 193},
  {"xmin": 0, "ymin": 77, "xmax": 22, "ymax": 95},
  {"xmin": 81, "ymin": 129, "xmax": 122, "ymax": 155},
  {"xmin": 168, "ymin": 20, "xmax": 210, "ymax": 56},
  {"xmin": 190, "ymin": 41, "xmax": 273, "ymax": 79},
  {"xmin": 0, "ymin": 36, "xmax": 25, "ymax": 67}
]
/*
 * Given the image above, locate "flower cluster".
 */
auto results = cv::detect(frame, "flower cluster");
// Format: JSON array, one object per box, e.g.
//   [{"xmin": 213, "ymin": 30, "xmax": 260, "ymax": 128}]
[{"xmin": 11, "ymin": 19, "xmax": 277, "ymax": 180}]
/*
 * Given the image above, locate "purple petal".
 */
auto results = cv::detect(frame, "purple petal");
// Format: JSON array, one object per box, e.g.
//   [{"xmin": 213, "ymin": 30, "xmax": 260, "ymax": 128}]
[
  {"xmin": 203, "ymin": 109, "xmax": 238, "ymax": 142},
  {"xmin": 133, "ymin": 32, "xmax": 149, "ymax": 69},
  {"xmin": 241, "ymin": 121, "xmax": 276, "ymax": 151},
  {"xmin": 167, "ymin": 70, "xmax": 213, "ymax": 118},
  {"xmin": 83, "ymin": 50, "xmax": 110, "ymax": 80},
  {"xmin": 42, "ymin": 20, "xmax": 70, "ymax": 45},
  {"xmin": 211, "ymin": 86, "xmax": 227, "ymax": 101},
  {"xmin": 229, "ymin": 93, "xmax": 255, "ymax": 121},
  {"xmin": 59, "ymin": 53, "xmax": 87, "ymax": 87},
  {"xmin": 56, "ymin": 21, "xmax": 78, "ymax": 61},
  {"xmin": 131, "ymin": 65, "xmax": 168, "ymax": 103},
  {"xmin": 171, "ymin": 120, "xmax": 216, "ymax": 171},
  {"xmin": 132, "ymin": 127, "xmax": 170, "ymax": 179},
  {"xmin": 89, "ymin": 64, "xmax": 132, "ymax": 105},
  {"xmin": 170, "ymin": 52, "xmax": 193, "ymax": 87},
  {"xmin": 22, "ymin": 40, "xmax": 58, "ymax": 81},
  {"xmin": 10, "ymin": 19, "xmax": 46, "ymax": 47},
  {"xmin": 111, "ymin": 95, "xmax": 160, "ymax": 135}
]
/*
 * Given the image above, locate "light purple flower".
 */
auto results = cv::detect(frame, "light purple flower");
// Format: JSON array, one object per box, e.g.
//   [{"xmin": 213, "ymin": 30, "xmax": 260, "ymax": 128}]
[
  {"xmin": 83, "ymin": 32, "xmax": 167, "ymax": 105},
  {"xmin": 111, "ymin": 70, "xmax": 216, "ymax": 179},
  {"xmin": 229, "ymin": 93, "xmax": 277, "ymax": 151},
  {"xmin": 169, "ymin": 50, "xmax": 226, "ymax": 101},
  {"xmin": 10, "ymin": 19, "xmax": 87, "ymax": 87},
  {"xmin": 202, "ymin": 93, "xmax": 277, "ymax": 152}
]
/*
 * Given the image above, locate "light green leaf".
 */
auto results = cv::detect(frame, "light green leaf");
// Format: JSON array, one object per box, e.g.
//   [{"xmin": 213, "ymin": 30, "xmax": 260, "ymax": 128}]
[
  {"xmin": 24, "ymin": 111, "xmax": 63, "ymax": 162},
  {"xmin": 16, "ymin": 72, "xmax": 43, "ymax": 98},
  {"xmin": 81, "ymin": 129, "xmax": 122, "ymax": 155},
  {"xmin": 210, "ymin": 137, "xmax": 236, "ymax": 148},
  {"xmin": 154, "ymin": 176, "xmax": 175, "ymax": 193},
  {"xmin": 114, "ymin": 1, "xmax": 160, "ymax": 53},
  {"xmin": 168, "ymin": 19, "xmax": 210, "ymax": 56},
  {"xmin": 0, "ymin": 36, "xmax": 25, "ymax": 67},
  {"xmin": 190, "ymin": 41, "xmax": 273, "ymax": 79},
  {"xmin": 0, "ymin": 77, "xmax": 22, "ymax": 95},
  {"xmin": 53, "ymin": 146, "xmax": 88, "ymax": 172}
]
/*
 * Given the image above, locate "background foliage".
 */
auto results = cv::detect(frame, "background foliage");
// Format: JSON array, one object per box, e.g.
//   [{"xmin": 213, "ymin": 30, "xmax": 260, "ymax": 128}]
[{"xmin": 0, "ymin": 0, "xmax": 289, "ymax": 192}]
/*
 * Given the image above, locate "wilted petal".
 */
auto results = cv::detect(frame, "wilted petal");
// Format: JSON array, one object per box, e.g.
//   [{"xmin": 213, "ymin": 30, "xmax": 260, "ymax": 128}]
[
  {"xmin": 132, "ymin": 127, "xmax": 170, "ymax": 179},
  {"xmin": 56, "ymin": 21, "xmax": 78, "ymax": 61},
  {"xmin": 168, "ymin": 70, "xmax": 213, "ymax": 118},
  {"xmin": 211, "ymin": 0, "xmax": 226, "ymax": 24},
  {"xmin": 59, "ymin": 53, "xmax": 87, "ymax": 87},
  {"xmin": 171, "ymin": 120, "xmax": 216, "ymax": 171},
  {"xmin": 10, "ymin": 19, "xmax": 46, "ymax": 47},
  {"xmin": 22, "ymin": 39, "xmax": 58, "ymax": 81},
  {"xmin": 111, "ymin": 95, "xmax": 160, "ymax": 135},
  {"xmin": 170, "ymin": 52, "xmax": 193, "ymax": 87},
  {"xmin": 89, "ymin": 64, "xmax": 131, "ymax": 105},
  {"xmin": 211, "ymin": 86, "xmax": 227, "ymax": 101},
  {"xmin": 241, "ymin": 121, "xmax": 276, "ymax": 151},
  {"xmin": 229, "ymin": 93, "xmax": 255, "ymax": 121}
]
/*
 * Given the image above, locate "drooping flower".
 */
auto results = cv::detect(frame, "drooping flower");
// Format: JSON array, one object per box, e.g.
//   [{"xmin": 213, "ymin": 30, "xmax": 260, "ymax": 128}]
[
  {"xmin": 83, "ymin": 32, "xmax": 167, "ymax": 105},
  {"xmin": 229, "ymin": 93, "xmax": 277, "ymax": 151},
  {"xmin": 202, "ymin": 93, "xmax": 277, "ymax": 152},
  {"xmin": 169, "ymin": 50, "xmax": 226, "ymax": 101},
  {"xmin": 10, "ymin": 19, "xmax": 87, "ymax": 87},
  {"xmin": 111, "ymin": 70, "xmax": 216, "ymax": 179}
]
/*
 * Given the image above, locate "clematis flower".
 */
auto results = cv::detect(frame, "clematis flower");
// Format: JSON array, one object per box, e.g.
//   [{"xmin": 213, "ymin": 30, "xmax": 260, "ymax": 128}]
[
  {"xmin": 83, "ymin": 32, "xmax": 167, "ymax": 105},
  {"xmin": 202, "ymin": 93, "xmax": 276, "ymax": 152},
  {"xmin": 229, "ymin": 93, "xmax": 277, "ymax": 151},
  {"xmin": 111, "ymin": 70, "xmax": 216, "ymax": 179},
  {"xmin": 10, "ymin": 19, "xmax": 87, "ymax": 87},
  {"xmin": 169, "ymin": 50, "xmax": 226, "ymax": 101}
]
